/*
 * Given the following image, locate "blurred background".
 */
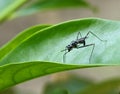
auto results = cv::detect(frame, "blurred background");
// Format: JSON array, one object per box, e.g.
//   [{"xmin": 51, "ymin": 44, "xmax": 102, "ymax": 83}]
[{"xmin": 0, "ymin": 0, "xmax": 120, "ymax": 94}]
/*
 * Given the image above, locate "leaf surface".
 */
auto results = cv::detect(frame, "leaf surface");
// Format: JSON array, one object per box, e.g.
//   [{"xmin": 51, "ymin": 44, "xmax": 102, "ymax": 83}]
[
  {"xmin": 0, "ymin": 18, "xmax": 119, "ymax": 90},
  {"xmin": 0, "ymin": 0, "xmax": 95, "ymax": 23},
  {"xmin": 13, "ymin": 0, "xmax": 95, "ymax": 17}
]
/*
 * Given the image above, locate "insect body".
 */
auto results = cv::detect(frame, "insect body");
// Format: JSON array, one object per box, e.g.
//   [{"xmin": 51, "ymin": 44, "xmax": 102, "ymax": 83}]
[{"xmin": 61, "ymin": 31, "xmax": 106, "ymax": 63}]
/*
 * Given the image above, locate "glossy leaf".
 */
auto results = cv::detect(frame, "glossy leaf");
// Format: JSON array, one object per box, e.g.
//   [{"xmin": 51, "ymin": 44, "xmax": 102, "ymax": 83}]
[
  {"xmin": 0, "ymin": 61, "xmax": 90, "ymax": 90},
  {"xmin": 0, "ymin": 24, "xmax": 51, "ymax": 60},
  {"xmin": 13, "ymin": 0, "xmax": 95, "ymax": 17},
  {"xmin": 0, "ymin": 0, "xmax": 95, "ymax": 23},
  {"xmin": 0, "ymin": 18, "xmax": 119, "ymax": 90}
]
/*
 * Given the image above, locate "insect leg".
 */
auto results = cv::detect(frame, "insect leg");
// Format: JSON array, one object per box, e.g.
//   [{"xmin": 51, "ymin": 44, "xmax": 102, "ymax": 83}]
[
  {"xmin": 63, "ymin": 51, "xmax": 69, "ymax": 63},
  {"xmin": 78, "ymin": 43, "xmax": 95, "ymax": 63},
  {"xmin": 76, "ymin": 32, "xmax": 82, "ymax": 40},
  {"xmin": 61, "ymin": 49, "xmax": 67, "ymax": 52},
  {"xmin": 88, "ymin": 44, "xmax": 95, "ymax": 63},
  {"xmin": 86, "ymin": 31, "xmax": 107, "ymax": 42}
]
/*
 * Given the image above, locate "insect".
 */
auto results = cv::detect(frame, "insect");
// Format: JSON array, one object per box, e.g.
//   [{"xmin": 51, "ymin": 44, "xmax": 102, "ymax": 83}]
[{"xmin": 61, "ymin": 31, "xmax": 106, "ymax": 63}]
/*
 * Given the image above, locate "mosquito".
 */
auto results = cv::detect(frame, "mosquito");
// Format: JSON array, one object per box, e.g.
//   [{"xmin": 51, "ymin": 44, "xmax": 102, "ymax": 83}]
[{"xmin": 61, "ymin": 31, "xmax": 107, "ymax": 63}]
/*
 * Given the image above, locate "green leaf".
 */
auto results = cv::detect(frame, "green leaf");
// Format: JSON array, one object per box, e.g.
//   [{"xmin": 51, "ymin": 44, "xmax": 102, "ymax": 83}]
[
  {"xmin": 0, "ymin": 0, "xmax": 96, "ymax": 23},
  {"xmin": 0, "ymin": 24, "xmax": 51, "ymax": 60},
  {"xmin": 0, "ymin": 61, "xmax": 89, "ymax": 90},
  {"xmin": 0, "ymin": 18, "xmax": 119, "ymax": 90},
  {"xmin": 0, "ymin": 0, "xmax": 28, "ymax": 23},
  {"xmin": 12, "ymin": 0, "xmax": 95, "ymax": 18}
]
